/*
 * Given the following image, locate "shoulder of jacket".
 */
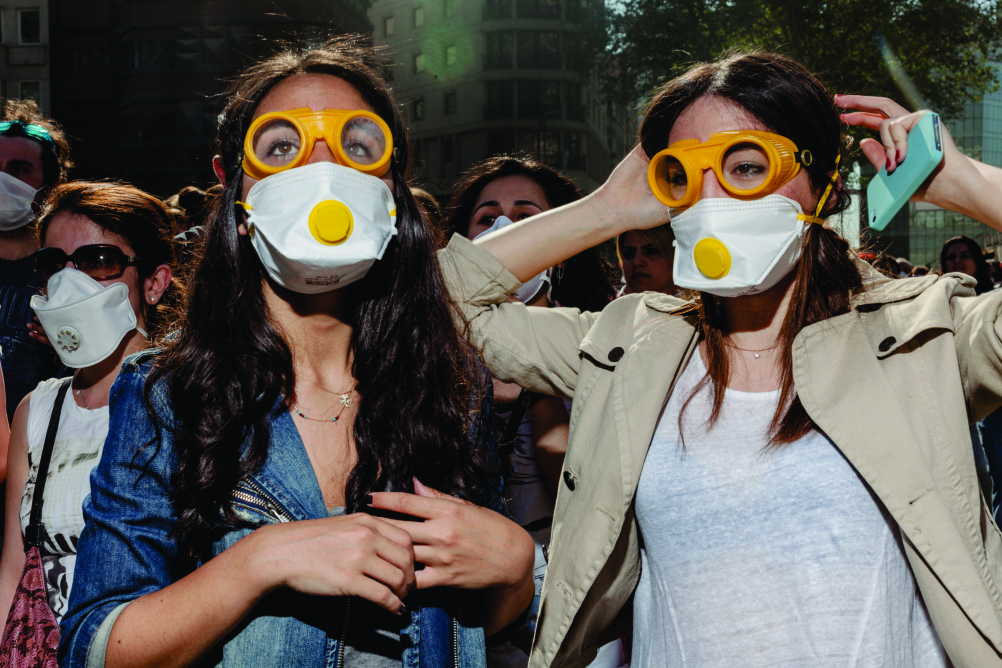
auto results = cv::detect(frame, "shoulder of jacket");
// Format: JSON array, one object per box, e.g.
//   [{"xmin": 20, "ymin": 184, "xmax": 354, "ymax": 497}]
[{"xmin": 852, "ymin": 272, "xmax": 974, "ymax": 311}]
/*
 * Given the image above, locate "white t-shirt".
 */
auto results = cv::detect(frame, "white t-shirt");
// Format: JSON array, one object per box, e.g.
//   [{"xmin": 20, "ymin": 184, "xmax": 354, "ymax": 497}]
[
  {"xmin": 22, "ymin": 377, "xmax": 109, "ymax": 621},
  {"xmin": 633, "ymin": 352, "xmax": 947, "ymax": 667}
]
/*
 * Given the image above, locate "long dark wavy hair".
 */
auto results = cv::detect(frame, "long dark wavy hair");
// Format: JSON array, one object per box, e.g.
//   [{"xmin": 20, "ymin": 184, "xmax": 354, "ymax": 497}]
[
  {"xmin": 148, "ymin": 36, "xmax": 496, "ymax": 555},
  {"xmin": 639, "ymin": 50, "xmax": 864, "ymax": 445},
  {"xmin": 443, "ymin": 153, "xmax": 617, "ymax": 312}
]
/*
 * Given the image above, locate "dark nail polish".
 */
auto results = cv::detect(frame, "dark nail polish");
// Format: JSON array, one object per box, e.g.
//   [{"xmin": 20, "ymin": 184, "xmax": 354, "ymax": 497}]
[{"xmin": 364, "ymin": 494, "xmax": 373, "ymax": 505}]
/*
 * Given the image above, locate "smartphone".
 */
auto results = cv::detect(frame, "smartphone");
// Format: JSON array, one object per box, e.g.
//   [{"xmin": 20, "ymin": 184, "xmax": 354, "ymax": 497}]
[{"xmin": 866, "ymin": 112, "xmax": 944, "ymax": 232}]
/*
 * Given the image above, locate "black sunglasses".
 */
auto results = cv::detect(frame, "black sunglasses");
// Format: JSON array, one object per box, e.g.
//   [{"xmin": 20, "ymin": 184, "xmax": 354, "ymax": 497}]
[{"xmin": 35, "ymin": 245, "xmax": 144, "ymax": 283}]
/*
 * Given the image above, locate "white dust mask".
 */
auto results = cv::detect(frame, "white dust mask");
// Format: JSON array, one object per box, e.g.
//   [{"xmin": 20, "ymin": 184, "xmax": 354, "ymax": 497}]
[
  {"xmin": 475, "ymin": 215, "xmax": 550, "ymax": 303},
  {"xmin": 240, "ymin": 162, "xmax": 398, "ymax": 294},
  {"xmin": 0, "ymin": 171, "xmax": 39, "ymax": 231},
  {"xmin": 30, "ymin": 268, "xmax": 145, "ymax": 368},
  {"xmin": 670, "ymin": 194, "xmax": 823, "ymax": 298}
]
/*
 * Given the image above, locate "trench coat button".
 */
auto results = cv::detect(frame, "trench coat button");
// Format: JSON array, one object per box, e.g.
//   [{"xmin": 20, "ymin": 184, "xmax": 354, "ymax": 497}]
[
  {"xmin": 563, "ymin": 470, "xmax": 576, "ymax": 491},
  {"xmin": 878, "ymin": 336, "xmax": 896, "ymax": 352},
  {"xmin": 608, "ymin": 347, "xmax": 625, "ymax": 362}
]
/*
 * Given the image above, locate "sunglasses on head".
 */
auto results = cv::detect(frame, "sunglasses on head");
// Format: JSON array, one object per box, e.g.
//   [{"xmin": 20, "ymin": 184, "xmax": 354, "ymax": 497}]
[{"xmin": 35, "ymin": 245, "xmax": 143, "ymax": 283}]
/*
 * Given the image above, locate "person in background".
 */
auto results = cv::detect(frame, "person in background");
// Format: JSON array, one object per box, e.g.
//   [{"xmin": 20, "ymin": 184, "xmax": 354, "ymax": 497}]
[
  {"xmin": 909, "ymin": 265, "xmax": 931, "ymax": 277},
  {"xmin": 616, "ymin": 224, "xmax": 677, "ymax": 295},
  {"xmin": 0, "ymin": 99, "xmax": 73, "ymax": 425},
  {"xmin": 871, "ymin": 254, "xmax": 901, "ymax": 278},
  {"xmin": 164, "ymin": 184, "xmax": 222, "ymax": 237},
  {"xmin": 443, "ymin": 155, "xmax": 624, "ymax": 667},
  {"xmin": 0, "ymin": 181, "xmax": 176, "ymax": 627},
  {"xmin": 941, "ymin": 235, "xmax": 994, "ymax": 294},
  {"xmin": 896, "ymin": 257, "xmax": 913, "ymax": 277}
]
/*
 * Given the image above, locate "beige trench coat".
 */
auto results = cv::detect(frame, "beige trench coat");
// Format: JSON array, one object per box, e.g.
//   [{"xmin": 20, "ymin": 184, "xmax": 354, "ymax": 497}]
[{"xmin": 440, "ymin": 235, "xmax": 1002, "ymax": 668}]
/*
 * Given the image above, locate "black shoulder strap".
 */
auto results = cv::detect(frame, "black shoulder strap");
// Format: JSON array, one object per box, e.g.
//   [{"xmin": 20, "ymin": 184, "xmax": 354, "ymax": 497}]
[
  {"xmin": 499, "ymin": 389, "xmax": 531, "ymax": 457},
  {"xmin": 24, "ymin": 377, "xmax": 72, "ymax": 550}
]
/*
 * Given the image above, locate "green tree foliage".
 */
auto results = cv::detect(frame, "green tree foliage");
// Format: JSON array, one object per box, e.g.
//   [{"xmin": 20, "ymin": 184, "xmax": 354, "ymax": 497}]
[{"xmin": 605, "ymin": 0, "xmax": 1001, "ymax": 120}]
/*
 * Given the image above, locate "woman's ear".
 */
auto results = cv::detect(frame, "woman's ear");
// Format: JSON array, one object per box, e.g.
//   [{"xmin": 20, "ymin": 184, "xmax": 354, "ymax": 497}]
[
  {"xmin": 212, "ymin": 156, "xmax": 227, "ymax": 186},
  {"xmin": 145, "ymin": 264, "xmax": 173, "ymax": 306}
]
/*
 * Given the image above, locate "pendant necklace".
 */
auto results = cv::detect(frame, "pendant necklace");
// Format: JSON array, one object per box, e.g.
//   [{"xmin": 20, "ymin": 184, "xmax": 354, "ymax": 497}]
[
  {"xmin": 724, "ymin": 338, "xmax": 780, "ymax": 359},
  {"xmin": 289, "ymin": 391, "xmax": 353, "ymax": 423}
]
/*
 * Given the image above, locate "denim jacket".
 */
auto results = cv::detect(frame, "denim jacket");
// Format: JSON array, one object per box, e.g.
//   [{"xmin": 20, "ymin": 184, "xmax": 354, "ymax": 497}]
[{"xmin": 59, "ymin": 352, "xmax": 506, "ymax": 668}]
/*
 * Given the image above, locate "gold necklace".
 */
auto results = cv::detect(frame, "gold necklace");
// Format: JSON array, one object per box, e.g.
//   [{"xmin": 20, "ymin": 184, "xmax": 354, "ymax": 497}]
[
  {"xmin": 724, "ymin": 338, "xmax": 780, "ymax": 359},
  {"xmin": 289, "ymin": 392, "xmax": 353, "ymax": 423},
  {"xmin": 300, "ymin": 374, "xmax": 355, "ymax": 399}
]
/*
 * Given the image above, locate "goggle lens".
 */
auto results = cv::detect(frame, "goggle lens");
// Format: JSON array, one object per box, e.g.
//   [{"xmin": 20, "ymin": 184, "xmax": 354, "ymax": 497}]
[
  {"xmin": 35, "ymin": 245, "xmax": 138, "ymax": 283},
  {"xmin": 721, "ymin": 143, "xmax": 772, "ymax": 192},
  {"xmin": 252, "ymin": 118, "xmax": 303, "ymax": 168},
  {"xmin": 661, "ymin": 156, "xmax": 690, "ymax": 202},
  {"xmin": 341, "ymin": 117, "xmax": 388, "ymax": 167}
]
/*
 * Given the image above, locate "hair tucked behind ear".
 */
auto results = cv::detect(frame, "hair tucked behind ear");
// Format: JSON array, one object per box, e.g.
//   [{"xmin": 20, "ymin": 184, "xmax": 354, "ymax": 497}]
[
  {"xmin": 640, "ymin": 50, "xmax": 864, "ymax": 446},
  {"xmin": 147, "ymin": 36, "xmax": 497, "ymax": 557}
]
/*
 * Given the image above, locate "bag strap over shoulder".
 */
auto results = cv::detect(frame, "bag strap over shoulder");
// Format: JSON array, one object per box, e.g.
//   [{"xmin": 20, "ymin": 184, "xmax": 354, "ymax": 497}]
[{"xmin": 24, "ymin": 377, "xmax": 72, "ymax": 550}]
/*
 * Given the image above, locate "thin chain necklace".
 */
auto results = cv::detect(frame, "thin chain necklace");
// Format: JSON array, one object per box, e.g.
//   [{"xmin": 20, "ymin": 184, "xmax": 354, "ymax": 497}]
[
  {"xmin": 289, "ymin": 391, "xmax": 353, "ymax": 423},
  {"xmin": 724, "ymin": 338, "xmax": 781, "ymax": 359}
]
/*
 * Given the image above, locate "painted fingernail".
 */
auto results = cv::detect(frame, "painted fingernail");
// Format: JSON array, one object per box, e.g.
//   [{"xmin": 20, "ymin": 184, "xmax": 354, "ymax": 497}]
[
  {"xmin": 364, "ymin": 494, "xmax": 373, "ymax": 505},
  {"xmin": 896, "ymin": 150, "xmax": 902, "ymax": 162},
  {"xmin": 396, "ymin": 604, "xmax": 407, "ymax": 616}
]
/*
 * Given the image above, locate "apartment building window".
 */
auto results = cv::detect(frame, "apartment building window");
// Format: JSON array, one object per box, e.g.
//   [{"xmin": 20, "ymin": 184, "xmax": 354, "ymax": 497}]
[
  {"xmin": 518, "ymin": 80, "xmax": 561, "ymax": 119},
  {"xmin": 441, "ymin": 134, "xmax": 454, "ymax": 165},
  {"xmin": 413, "ymin": 98, "xmax": 426, "ymax": 120},
  {"xmin": 518, "ymin": 130, "xmax": 560, "ymax": 167},
  {"xmin": 445, "ymin": 0, "xmax": 458, "ymax": 18},
  {"xmin": 485, "ymin": 31, "xmax": 513, "ymax": 69},
  {"xmin": 564, "ymin": 82, "xmax": 584, "ymax": 120},
  {"xmin": 517, "ymin": 31, "xmax": 560, "ymax": 69},
  {"xmin": 19, "ymin": 81, "xmax": 41, "ymax": 103},
  {"xmin": 485, "ymin": 81, "xmax": 515, "ymax": 120},
  {"xmin": 444, "ymin": 90, "xmax": 457, "ymax": 115},
  {"xmin": 384, "ymin": 16, "xmax": 395, "ymax": 37},
  {"xmin": 414, "ymin": 53, "xmax": 425, "ymax": 74},
  {"xmin": 564, "ymin": 131, "xmax": 585, "ymax": 170},
  {"xmin": 484, "ymin": 0, "xmax": 513, "ymax": 19},
  {"xmin": 445, "ymin": 44, "xmax": 458, "ymax": 66},
  {"xmin": 18, "ymin": 9, "xmax": 41, "ymax": 45},
  {"xmin": 414, "ymin": 6, "xmax": 425, "ymax": 27},
  {"xmin": 517, "ymin": 0, "xmax": 559, "ymax": 19}
]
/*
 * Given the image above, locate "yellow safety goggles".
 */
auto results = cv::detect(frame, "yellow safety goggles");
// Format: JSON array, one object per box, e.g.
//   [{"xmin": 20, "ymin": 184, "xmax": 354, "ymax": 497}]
[
  {"xmin": 648, "ymin": 130, "xmax": 815, "ymax": 209},
  {"xmin": 242, "ymin": 108, "xmax": 393, "ymax": 181}
]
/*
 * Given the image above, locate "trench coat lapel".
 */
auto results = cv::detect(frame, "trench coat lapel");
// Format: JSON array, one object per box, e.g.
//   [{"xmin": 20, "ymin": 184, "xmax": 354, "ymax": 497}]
[{"xmin": 793, "ymin": 311, "xmax": 1002, "ymax": 647}]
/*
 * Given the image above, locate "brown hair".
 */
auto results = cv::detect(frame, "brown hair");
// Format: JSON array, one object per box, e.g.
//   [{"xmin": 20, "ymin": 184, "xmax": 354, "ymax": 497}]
[
  {"xmin": 939, "ymin": 235, "xmax": 994, "ymax": 294},
  {"xmin": 2, "ymin": 98, "xmax": 73, "ymax": 186},
  {"xmin": 640, "ymin": 51, "xmax": 863, "ymax": 445},
  {"xmin": 443, "ymin": 153, "xmax": 617, "ymax": 311},
  {"xmin": 616, "ymin": 224, "xmax": 675, "ymax": 265},
  {"xmin": 37, "ymin": 181, "xmax": 181, "ymax": 340}
]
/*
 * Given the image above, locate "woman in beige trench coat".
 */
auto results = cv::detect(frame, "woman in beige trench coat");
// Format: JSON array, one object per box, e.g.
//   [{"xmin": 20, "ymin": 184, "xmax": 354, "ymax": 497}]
[{"xmin": 438, "ymin": 52, "xmax": 1002, "ymax": 668}]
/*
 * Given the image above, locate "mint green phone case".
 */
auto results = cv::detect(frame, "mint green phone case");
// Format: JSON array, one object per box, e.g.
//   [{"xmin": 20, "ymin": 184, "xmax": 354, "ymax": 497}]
[{"xmin": 866, "ymin": 113, "xmax": 943, "ymax": 232}]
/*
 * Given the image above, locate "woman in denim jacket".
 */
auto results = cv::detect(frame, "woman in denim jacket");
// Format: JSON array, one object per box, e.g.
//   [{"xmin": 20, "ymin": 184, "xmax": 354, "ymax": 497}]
[{"xmin": 58, "ymin": 37, "xmax": 535, "ymax": 668}]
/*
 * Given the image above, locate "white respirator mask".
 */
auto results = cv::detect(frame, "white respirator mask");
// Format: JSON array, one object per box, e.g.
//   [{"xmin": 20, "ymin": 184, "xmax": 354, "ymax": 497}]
[
  {"xmin": 239, "ymin": 162, "xmax": 398, "ymax": 294},
  {"xmin": 0, "ymin": 171, "xmax": 39, "ymax": 231},
  {"xmin": 30, "ymin": 268, "xmax": 146, "ymax": 368},
  {"xmin": 670, "ymin": 194, "xmax": 825, "ymax": 298},
  {"xmin": 474, "ymin": 215, "xmax": 550, "ymax": 303}
]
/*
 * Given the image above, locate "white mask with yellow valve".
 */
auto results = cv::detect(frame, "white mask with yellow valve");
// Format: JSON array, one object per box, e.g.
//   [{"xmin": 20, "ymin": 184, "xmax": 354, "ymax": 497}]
[
  {"xmin": 670, "ymin": 194, "xmax": 824, "ymax": 298},
  {"xmin": 239, "ymin": 162, "xmax": 397, "ymax": 294}
]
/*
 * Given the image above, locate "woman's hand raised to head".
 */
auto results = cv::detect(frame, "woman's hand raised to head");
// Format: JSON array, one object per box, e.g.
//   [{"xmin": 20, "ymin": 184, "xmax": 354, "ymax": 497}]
[
  {"xmin": 248, "ymin": 513, "xmax": 416, "ymax": 614},
  {"xmin": 369, "ymin": 479, "xmax": 536, "ymax": 636},
  {"xmin": 838, "ymin": 94, "xmax": 1002, "ymax": 229},
  {"xmin": 591, "ymin": 145, "xmax": 672, "ymax": 233}
]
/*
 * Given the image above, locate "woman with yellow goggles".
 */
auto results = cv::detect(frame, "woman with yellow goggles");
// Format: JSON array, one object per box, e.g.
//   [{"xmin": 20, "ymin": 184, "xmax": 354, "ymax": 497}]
[{"xmin": 242, "ymin": 107, "xmax": 393, "ymax": 180}]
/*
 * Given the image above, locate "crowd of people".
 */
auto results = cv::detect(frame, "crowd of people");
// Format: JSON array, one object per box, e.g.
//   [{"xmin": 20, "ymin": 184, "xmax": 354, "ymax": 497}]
[{"xmin": 1, "ymin": 34, "xmax": 1002, "ymax": 668}]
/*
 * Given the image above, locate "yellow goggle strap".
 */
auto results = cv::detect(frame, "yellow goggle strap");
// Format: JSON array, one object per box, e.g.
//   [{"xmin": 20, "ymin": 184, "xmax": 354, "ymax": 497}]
[{"xmin": 800, "ymin": 152, "xmax": 842, "ymax": 225}]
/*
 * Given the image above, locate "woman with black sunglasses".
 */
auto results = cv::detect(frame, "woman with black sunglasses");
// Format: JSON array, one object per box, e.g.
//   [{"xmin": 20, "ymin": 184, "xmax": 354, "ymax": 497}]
[{"xmin": 0, "ymin": 181, "xmax": 176, "ymax": 628}]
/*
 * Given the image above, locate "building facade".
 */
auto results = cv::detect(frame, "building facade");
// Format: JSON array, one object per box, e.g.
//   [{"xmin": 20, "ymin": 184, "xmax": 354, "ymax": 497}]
[
  {"xmin": 369, "ymin": 0, "xmax": 628, "ymax": 196},
  {"xmin": 47, "ymin": 0, "xmax": 370, "ymax": 197},
  {"xmin": 0, "ymin": 0, "xmax": 50, "ymax": 109}
]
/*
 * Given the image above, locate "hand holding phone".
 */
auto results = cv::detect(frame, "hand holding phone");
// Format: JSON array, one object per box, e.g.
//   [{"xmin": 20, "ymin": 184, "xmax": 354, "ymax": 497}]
[{"xmin": 866, "ymin": 112, "xmax": 944, "ymax": 231}]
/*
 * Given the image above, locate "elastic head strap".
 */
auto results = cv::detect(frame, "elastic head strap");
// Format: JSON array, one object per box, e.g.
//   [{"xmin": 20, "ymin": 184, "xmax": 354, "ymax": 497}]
[{"xmin": 812, "ymin": 152, "xmax": 842, "ymax": 220}]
